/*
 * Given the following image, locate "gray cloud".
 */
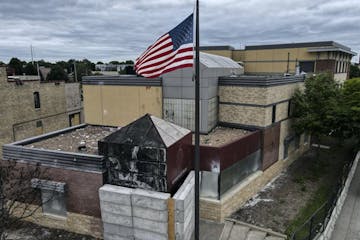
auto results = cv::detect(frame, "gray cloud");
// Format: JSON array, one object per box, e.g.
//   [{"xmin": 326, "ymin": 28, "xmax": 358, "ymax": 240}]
[{"xmin": 0, "ymin": 0, "xmax": 358, "ymax": 63}]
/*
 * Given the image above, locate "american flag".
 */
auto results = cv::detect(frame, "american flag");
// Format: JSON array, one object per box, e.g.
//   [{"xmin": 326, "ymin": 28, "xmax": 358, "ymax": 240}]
[{"xmin": 135, "ymin": 14, "xmax": 194, "ymax": 78}]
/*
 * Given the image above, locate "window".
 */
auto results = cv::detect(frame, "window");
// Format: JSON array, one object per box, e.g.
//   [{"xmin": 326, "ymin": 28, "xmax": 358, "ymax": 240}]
[
  {"xmin": 299, "ymin": 61, "xmax": 315, "ymax": 73},
  {"xmin": 31, "ymin": 179, "xmax": 67, "ymax": 217},
  {"xmin": 42, "ymin": 190, "xmax": 67, "ymax": 217},
  {"xmin": 36, "ymin": 120, "xmax": 42, "ymax": 128},
  {"xmin": 272, "ymin": 105, "xmax": 277, "ymax": 123},
  {"xmin": 287, "ymin": 100, "xmax": 293, "ymax": 117},
  {"xmin": 34, "ymin": 92, "xmax": 40, "ymax": 109}
]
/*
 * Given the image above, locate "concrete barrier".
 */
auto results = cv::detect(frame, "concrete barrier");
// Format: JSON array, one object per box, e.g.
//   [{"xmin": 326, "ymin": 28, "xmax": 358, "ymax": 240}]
[
  {"xmin": 99, "ymin": 171, "xmax": 195, "ymax": 240},
  {"xmin": 99, "ymin": 184, "xmax": 170, "ymax": 240},
  {"xmin": 173, "ymin": 171, "xmax": 195, "ymax": 240}
]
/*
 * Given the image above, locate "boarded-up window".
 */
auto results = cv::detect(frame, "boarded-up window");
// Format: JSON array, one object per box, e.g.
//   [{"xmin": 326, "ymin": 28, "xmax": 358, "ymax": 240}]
[{"xmin": 299, "ymin": 61, "xmax": 315, "ymax": 73}]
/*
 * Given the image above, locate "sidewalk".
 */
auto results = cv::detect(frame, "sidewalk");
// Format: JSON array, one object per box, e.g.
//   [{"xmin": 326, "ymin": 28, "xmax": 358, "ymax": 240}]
[{"xmin": 331, "ymin": 159, "xmax": 360, "ymax": 240}]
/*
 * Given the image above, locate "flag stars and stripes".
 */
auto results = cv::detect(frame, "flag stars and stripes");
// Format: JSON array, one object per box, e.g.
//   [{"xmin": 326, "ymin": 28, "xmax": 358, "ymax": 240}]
[{"xmin": 135, "ymin": 14, "xmax": 194, "ymax": 78}]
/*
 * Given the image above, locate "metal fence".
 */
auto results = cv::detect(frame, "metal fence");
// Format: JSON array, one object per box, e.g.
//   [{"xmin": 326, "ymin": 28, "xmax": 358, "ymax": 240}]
[{"xmin": 289, "ymin": 157, "xmax": 354, "ymax": 240}]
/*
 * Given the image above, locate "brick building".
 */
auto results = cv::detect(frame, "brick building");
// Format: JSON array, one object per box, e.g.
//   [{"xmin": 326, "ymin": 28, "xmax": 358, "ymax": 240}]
[
  {"xmin": 201, "ymin": 41, "xmax": 357, "ymax": 82},
  {"xmin": 0, "ymin": 66, "xmax": 83, "ymax": 155}
]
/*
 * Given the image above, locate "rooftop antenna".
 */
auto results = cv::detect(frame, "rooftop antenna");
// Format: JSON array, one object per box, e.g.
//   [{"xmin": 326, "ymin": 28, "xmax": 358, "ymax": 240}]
[{"xmin": 30, "ymin": 45, "xmax": 34, "ymax": 65}]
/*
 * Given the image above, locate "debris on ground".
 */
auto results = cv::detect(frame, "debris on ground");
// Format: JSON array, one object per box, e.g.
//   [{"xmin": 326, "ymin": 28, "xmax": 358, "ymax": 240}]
[
  {"xmin": 26, "ymin": 126, "xmax": 117, "ymax": 155},
  {"xmin": 193, "ymin": 126, "xmax": 250, "ymax": 147}
]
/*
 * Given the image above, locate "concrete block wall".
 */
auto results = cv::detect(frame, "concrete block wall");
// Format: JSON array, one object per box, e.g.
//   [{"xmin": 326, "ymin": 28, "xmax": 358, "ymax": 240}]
[
  {"xmin": 99, "ymin": 185, "xmax": 171, "ymax": 240},
  {"xmin": 173, "ymin": 171, "xmax": 195, "ymax": 240},
  {"xmin": 99, "ymin": 172, "xmax": 195, "ymax": 240}
]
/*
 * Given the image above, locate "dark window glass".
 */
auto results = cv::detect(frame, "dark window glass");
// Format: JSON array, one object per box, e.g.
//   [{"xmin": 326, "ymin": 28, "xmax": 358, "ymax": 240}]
[
  {"xmin": 272, "ymin": 105, "xmax": 276, "ymax": 123},
  {"xmin": 299, "ymin": 61, "xmax": 315, "ymax": 73},
  {"xmin": 288, "ymin": 100, "xmax": 292, "ymax": 117},
  {"xmin": 36, "ymin": 120, "xmax": 42, "ymax": 127},
  {"xmin": 34, "ymin": 92, "xmax": 40, "ymax": 109}
]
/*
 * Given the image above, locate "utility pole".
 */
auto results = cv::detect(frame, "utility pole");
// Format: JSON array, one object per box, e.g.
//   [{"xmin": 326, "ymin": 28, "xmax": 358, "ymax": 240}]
[
  {"xmin": 74, "ymin": 61, "xmax": 78, "ymax": 82},
  {"xmin": 194, "ymin": 0, "xmax": 200, "ymax": 239},
  {"xmin": 30, "ymin": 45, "xmax": 34, "ymax": 65}
]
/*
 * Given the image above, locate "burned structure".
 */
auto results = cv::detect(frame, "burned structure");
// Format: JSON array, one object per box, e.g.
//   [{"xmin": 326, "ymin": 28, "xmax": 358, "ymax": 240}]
[{"xmin": 99, "ymin": 114, "xmax": 192, "ymax": 193}]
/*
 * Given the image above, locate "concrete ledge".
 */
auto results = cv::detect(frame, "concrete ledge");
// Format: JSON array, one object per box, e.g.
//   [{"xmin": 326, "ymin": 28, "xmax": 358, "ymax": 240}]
[{"xmin": 99, "ymin": 184, "xmax": 132, "ymax": 205}]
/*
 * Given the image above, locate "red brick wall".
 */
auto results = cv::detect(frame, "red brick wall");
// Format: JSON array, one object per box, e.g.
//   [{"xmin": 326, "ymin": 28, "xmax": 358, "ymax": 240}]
[{"xmin": 3, "ymin": 160, "xmax": 104, "ymax": 218}]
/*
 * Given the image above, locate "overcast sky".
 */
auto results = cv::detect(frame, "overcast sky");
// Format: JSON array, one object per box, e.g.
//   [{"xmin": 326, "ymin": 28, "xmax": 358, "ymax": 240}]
[{"xmin": 0, "ymin": 0, "xmax": 359, "ymax": 63}]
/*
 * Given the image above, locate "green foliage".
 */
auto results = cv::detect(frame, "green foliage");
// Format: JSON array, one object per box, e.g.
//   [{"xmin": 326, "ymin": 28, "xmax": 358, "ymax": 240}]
[
  {"xmin": 292, "ymin": 73, "xmax": 360, "ymax": 146},
  {"xmin": 340, "ymin": 78, "xmax": 360, "ymax": 142},
  {"xmin": 47, "ymin": 65, "xmax": 68, "ymax": 81},
  {"xmin": 124, "ymin": 65, "xmax": 135, "ymax": 74},
  {"xmin": 349, "ymin": 65, "xmax": 360, "ymax": 79},
  {"xmin": 8, "ymin": 58, "xmax": 23, "ymax": 75},
  {"xmin": 23, "ymin": 63, "xmax": 37, "ymax": 75},
  {"xmin": 291, "ymin": 73, "xmax": 341, "ymax": 138}
]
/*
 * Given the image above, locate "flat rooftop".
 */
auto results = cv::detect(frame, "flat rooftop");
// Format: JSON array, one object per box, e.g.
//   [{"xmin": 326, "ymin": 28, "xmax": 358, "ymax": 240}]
[
  {"xmin": 194, "ymin": 126, "xmax": 250, "ymax": 147},
  {"xmin": 27, "ymin": 125, "xmax": 117, "ymax": 155},
  {"xmin": 219, "ymin": 74, "xmax": 305, "ymax": 87}
]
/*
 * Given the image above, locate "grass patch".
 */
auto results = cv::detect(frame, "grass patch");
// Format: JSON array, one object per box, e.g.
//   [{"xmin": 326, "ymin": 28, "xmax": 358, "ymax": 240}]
[
  {"xmin": 285, "ymin": 180, "xmax": 333, "ymax": 237},
  {"xmin": 285, "ymin": 141, "xmax": 356, "ymax": 238}
]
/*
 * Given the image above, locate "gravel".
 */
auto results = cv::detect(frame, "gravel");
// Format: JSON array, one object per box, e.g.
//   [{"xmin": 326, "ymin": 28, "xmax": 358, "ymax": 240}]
[{"xmin": 26, "ymin": 126, "xmax": 117, "ymax": 155}]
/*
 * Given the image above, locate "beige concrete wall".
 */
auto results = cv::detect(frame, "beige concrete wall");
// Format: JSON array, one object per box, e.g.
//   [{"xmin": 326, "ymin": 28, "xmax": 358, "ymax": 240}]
[
  {"xmin": 83, "ymin": 84, "xmax": 162, "ymax": 127},
  {"xmin": 219, "ymin": 83, "xmax": 303, "ymax": 127},
  {"xmin": 219, "ymin": 105, "xmax": 271, "ymax": 127},
  {"xmin": 275, "ymin": 101, "xmax": 289, "ymax": 122},
  {"xmin": 65, "ymin": 83, "xmax": 82, "ymax": 112},
  {"xmin": 220, "ymin": 83, "xmax": 303, "ymax": 106},
  {"xmin": 232, "ymin": 50, "xmax": 245, "ymax": 62},
  {"xmin": 0, "ymin": 67, "xmax": 81, "ymax": 156},
  {"xmin": 219, "ymin": 86, "xmax": 267, "ymax": 105},
  {"xmin": 243, "ymin": 47, "xmax": 316, "ymax": 74}
]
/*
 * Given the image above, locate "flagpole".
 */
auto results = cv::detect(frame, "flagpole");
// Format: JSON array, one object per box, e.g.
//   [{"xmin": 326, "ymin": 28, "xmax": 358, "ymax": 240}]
[{"xmin": 194, "ymin": 0, "xmax": 200, "ymax": 239}]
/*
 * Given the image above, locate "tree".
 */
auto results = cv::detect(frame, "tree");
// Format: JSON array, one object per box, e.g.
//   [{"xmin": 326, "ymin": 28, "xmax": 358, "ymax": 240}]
[
  {"xmin": 349, "ymin": 65, "xmax": 360, "ymax": 79},
  {"xmin": 47, "ymin": 65, "xmax": 68, "ymax": 81},
  {"xmin": 23, "ymin": 63, "xmax": 37, "ymax": 75},
  {"xmin": 8, "ymin": 58, "xmax": 23, "ymax": 75},
  {"xmin": 109, "ymin": 60, "xmax": 120, "ymax": 65},
  {"xmin": 291, "ymin": 73, "xmax": 341, "ymax": 142},
  {"xmin": 124, "ymin": 65, "xmax": 135, "ymax": 74},
  {"xmin": 96, "ymin": 61, "xmax": 103, "ymax": 65},
  {"xmin": 339, "ymin": 78, "xmax": 360, "ymax": 144},
  {"xmin": 0, "ymin": 161, "xmax": 48, "ymax": 239}
]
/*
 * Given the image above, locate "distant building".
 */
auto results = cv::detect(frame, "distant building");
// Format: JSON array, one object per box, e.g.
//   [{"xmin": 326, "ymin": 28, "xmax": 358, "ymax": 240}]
[
  {"xmin": 201, "ymin": 41, "xmax": 357, "ymax": 82},
  {"xmin": 0, "ymin": 66, "xmax": 83, "ymax": 155},
  {"xmin": 95, "ymin": 63, "xmax": 133, "ymax": 72}
]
